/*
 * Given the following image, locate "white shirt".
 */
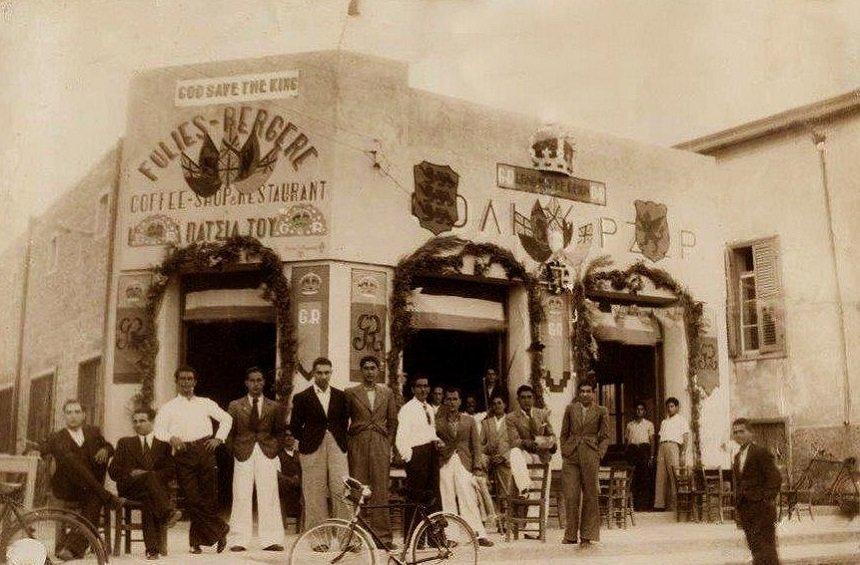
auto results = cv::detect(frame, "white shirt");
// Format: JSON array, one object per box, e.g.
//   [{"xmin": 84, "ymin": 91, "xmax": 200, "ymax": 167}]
[
  {"xmin": 493, "ymin": 414, "xmax": 506, "ymax": 433},
  {"xmin": 153, "ymin": 395, "xmax": 233, "ymax": 443},
  {"xmin": 67, "ymin": 427, "xmax": 85, "ymax": 447},
  {"xmin": 658, "ymin": 414, "xmax": 689, "ymax": 445},
  {"xmin": 626, "ymin": 419, "xmax": 655, "ymax": 445},
  {"xmin": 314, "ymin": 385, "xmax": 331, "ymax": 415},
  {"xmin": 362, "ymin": 385, "xmax": 376, "ymax": 409},
  {"xmin": 247, "ymin": 395, "xmax": 263, "ymax": 417},
  {"xmin": 139, "ymin": 432, "xmax": 155, "ymax": 451},
  {"xmin": 395, "ymin": 398, "xmax": 439, "ymax": 462},
  {"xmin": 738, "ymin": 444, "xmax": 751, "ymax": 472}
]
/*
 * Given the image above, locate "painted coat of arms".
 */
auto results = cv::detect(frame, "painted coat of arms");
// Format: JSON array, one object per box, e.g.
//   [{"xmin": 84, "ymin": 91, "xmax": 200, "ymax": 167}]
[
  {"xmin": 634, "ymin": 200, "xmax": 670, "ymax": 262},
  {"xmin": 411, "ymin": 161, "xmax": 463, "ymax": 235}
]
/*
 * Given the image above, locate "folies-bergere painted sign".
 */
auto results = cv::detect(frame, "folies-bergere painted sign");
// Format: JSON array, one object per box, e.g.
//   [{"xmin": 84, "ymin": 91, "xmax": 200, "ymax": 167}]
[{"xmin": 411, "ymin": 161, "xmax": 466, "ymax": 235}]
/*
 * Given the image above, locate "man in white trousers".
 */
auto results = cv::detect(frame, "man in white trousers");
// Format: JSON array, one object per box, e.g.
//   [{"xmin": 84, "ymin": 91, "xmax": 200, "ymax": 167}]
[{"xmin": 226, "ymin": 367, "xmax": 285, "ymax": 552}]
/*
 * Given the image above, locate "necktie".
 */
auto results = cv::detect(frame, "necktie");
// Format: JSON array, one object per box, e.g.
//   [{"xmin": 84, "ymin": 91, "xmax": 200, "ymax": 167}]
[
  {"xmin": 142, "ymin": 437, "xmax": 152, "ymax": 468},
  {"xmin": 250, "ymin": 397, "xmax": 260, "ymax": 432},
  {"xmin": 528, "ymin": 410, "xmax": 538, "ymax": 435},
  {"xmin": 422, "ymin": 402, "xmax": 432, "ymax": 425}
]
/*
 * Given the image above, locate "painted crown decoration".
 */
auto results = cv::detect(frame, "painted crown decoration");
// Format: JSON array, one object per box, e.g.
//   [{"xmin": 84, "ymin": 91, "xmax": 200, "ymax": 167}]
[{"xmin": 529, "ymin": 124, "xmax": 575, "ymax": 177}]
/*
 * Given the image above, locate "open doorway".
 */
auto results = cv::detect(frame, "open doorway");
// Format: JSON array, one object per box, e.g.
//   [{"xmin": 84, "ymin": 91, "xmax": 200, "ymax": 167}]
[
  {"xmin": 403, "ymin": 329, "xmax": 502, "ymax": 412},
  {"xmin": 184, "ymin": 320, "xmax": 277, "ymax": 511}
]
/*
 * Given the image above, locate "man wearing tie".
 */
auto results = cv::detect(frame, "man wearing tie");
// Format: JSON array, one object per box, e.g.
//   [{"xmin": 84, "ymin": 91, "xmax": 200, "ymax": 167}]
[
  {"xmin": 559, "ymin": 381, "xmax": 609, "ymax": 547},
  {"xmin": 480, "ymin": 395, "xmax": 514, "ymax": 500},
  {"xmin": 153, "ymin": 366, "xmax": 232, "ymax": 554},
  {"xmin": 109, "ymin": 408, "xmax": 181, "ymax": 560},
  {"xmin": 506, "ymin": 385, "xmax": 557, "ymax": 464},
  {"xmin": 732, "ymin": 418, "xmax": 782, "ymax": 564},
  {"xmin": 290, "ymin": 357, "xmax": 351, "ymax": 530},
  {"xmin": 395, "ymin": 375, "xmax": 442, "ymax": 540},
  {"xmin": 345, "ymin": 355, "xmax": 398, "ymax": 549},
  {"xmin": 226, "ymin": 367, "xmax": 285, "ymax": 552}
]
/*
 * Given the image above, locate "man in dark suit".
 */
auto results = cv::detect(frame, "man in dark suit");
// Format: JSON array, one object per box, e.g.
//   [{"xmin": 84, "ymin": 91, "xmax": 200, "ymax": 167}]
[
  {"xmin": 290, "ymin": 357, "xmax": 350, "ymax": 530},
  {"xmin": 559, "ymin": 381, "xmax": 610, "ymax": 547},
  {"xmin": 38, "ymin": 399, "xmax": 122, "ymax": 560},
  {"xmin": 226, "ymin": 367, "xmax": 285, "ymax": 552},
  {"xmin": 109, "ymin": 407, "xmax": 181, "ymax": 560},
  {"xmin": 483, "ymin": 368, "xmax": 508, "ymax": 412},
  {"xmin": 732, "ymin": 418, "xmax": 782, "ymax": 565}
]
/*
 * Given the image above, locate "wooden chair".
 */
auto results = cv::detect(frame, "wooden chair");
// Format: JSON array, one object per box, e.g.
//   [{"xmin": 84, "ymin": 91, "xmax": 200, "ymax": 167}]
[
  {"xmin": 605, "ymin": 466, "xmax": 635, "ymax": 529},
  {"xmin": 53, "ymin": 497, "xmax": 114, "ymax": 556},
  {"xmin": 779, "ymin": 465, "xmax": 813, "ymax": 521},
  {"xmin": 548, "ymin": 469, "xmax": 565, "ymax": 528},
  {"xmin": 672, "ymin": 466, "xmax": 699, "ymax": 522},
  {"xmin": 503, "ymin": 463, "xmax": 550, "ymax": 542},
  {"xmin": 700, "ymin": 467, "xmax": 725, "ymax": 523},
  {"xmin": 114, "ymin": 499, "xmax": 168, "ymax": 556}
]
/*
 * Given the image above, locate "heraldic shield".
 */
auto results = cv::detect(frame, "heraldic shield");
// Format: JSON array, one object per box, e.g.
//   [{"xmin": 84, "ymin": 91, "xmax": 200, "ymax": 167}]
[
  {"xmin": 634, "ymin": 199, "xmax": 670, "ymax": 262},
  {"xmin": 412, "ymin": 161, "xmax": 462, "ymax": 235}
]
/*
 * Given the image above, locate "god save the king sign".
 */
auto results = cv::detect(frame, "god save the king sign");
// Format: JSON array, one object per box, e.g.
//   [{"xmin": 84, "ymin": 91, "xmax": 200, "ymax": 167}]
[{"xmin": 122, "ymin": 69, "xmax": 330, "ymax": 264}]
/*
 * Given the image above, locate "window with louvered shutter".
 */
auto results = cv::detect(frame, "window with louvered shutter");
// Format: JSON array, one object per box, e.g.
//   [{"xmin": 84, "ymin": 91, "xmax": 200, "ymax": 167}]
[
  {"xmin": 752, "ymin": 238, "xmax": 785, "ymax": 354},
  {"xmin": 27, "ymin": 373, "xmax": 55, "ymax": 444}
]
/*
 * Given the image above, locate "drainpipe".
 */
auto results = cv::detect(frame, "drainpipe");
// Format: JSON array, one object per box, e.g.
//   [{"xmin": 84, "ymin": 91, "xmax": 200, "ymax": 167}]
[
  {"xmin": 812, "ymin": 132, "xmax": 851, "ymax": 426},
  {"xmin": 12, "ymin": 218, "xmax": 34, "ymax": 453}
]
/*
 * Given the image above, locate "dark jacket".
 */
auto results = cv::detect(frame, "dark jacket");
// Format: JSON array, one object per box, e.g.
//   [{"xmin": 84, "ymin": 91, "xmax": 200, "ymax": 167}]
[
  {"xmin": 435, "ymin": 409, "xmax": 483, "ymax": 472},
  {"xmin": 41, "ymin": 425, "xmax": 114, "ymax": 501},
  {"xmin": 108, "ymin": 435, "xmax": 175, "ymax": 494},
  {"xmin": 227, "ymin": 396, "xmax": 285, "ymax": 461},
  {"xmin": 290, "ymin": 386, "xmax": 349, "ymax": 455},
  {"xmin": 733, "ymin": 443, "xmax": 782, "ymax": 506}
]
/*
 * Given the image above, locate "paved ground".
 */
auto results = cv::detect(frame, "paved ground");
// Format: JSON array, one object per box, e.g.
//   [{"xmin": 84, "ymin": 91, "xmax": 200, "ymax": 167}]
[{"xmin": 97, "ymin": 513, "xmax": 858, "ymax": 564}]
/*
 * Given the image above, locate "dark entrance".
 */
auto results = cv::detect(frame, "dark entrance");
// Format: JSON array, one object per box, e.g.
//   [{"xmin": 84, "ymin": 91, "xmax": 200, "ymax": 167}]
[
  {"xmin": 184, "ymin": 320, "xmax": 277, "ymax": 510},
  {"xmin": 403, "ymin": 329, "xmax": 502, "ymax": 411}
]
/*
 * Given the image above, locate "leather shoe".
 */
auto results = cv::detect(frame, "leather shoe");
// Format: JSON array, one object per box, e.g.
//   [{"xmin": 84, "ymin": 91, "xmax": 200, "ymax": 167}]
[
  {"xmin": 146, "ymin": 552, "xmax": 159, "ymax": 560},
  {"xmin": 190, "ymin": 546, "xmax": 202, "ymax": 554},
  {"xmin": 216, "ymin": 534, "xmax": 227, "ymax": 553},
  {"xmin": 562, "ymin": 538, "xmax": 578, "ymax": 544},
  {"xmin": 166, "ymin": 509, "xmax": 182, "ymax": 529},
  {"xmin": 230, "ymin": 546, "xmax": 246, "ymax": 552},
  {"xmin": 477, "ymin": 538, "xmax": 494, "ymax": 547},
  {"xmin": 56, "ymin": 549, "xmax": 76, "ymax": 562},
  {"xmin": 263, "ymin": 544, "xmax": 284, "ymax": 551}
]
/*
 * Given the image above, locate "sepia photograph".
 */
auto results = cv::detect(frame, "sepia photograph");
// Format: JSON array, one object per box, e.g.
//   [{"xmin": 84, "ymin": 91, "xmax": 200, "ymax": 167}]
[{"xmin": 0, "ymin": 1, "xmax": 858, "ymax": 563}]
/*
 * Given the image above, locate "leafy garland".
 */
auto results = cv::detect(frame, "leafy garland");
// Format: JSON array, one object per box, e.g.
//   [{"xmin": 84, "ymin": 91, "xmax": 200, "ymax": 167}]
[
  {"xmin": 387, "ymin": 236, "xmax": 547, "ymax": 406},
  {"xmin": 572, "ymin": 256, "xmax": 706, "ymax": 466},
  {"xmin": 132, "ymin": 235, "xmax": 296, "ymax": 409}
]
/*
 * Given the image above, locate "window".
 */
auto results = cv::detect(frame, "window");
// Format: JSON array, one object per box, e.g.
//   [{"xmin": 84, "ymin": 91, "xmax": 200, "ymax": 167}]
[
  {"xmin": 726, "ymin": 237, "xmax": 785, "ymax": 358},
  {"xmin": 27, "ymin": 372, "xmax": 55, "ymax": 445},
  {"xmin": 0, "ymin": 386, "xmax": 13, "ymax": 453},
  {"xmin": 78, "ymin": 357, "xmax": 102, "ymax": 427}
]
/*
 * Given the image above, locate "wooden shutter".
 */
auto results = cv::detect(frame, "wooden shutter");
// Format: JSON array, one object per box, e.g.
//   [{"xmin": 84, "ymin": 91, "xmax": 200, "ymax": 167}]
[
  {"xmin": 78, "ymin": 358, "xmax": 102, "ymax": 427},
  {"xmin": 724, "ymin": 248, "xmax": 740, "ymax": 358},
  {"xmin": 27, "ymin": 374, "xmax": 55, "ymax": 444},
  {"xmin": 752, "ymin": 237, "xmax": 785, "ymax": 354},
  {"xmin": 0, "ymin": 387, "xmax": 13, "ymax": 453}
]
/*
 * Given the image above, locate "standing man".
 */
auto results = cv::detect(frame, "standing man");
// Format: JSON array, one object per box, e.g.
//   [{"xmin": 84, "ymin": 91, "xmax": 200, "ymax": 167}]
[
  {"xmin": 507, "ymin": 385, "xmax": 557, "ymax": 464},
  {"xmin": 395, "ymin": 375, "xmax": 441, "ymax": 540},
  {"xmin": 429, "ymin": 385, "xmax": 445, "ymax": 414},
  {"xmin": 154, "ymin": 366, "xmax": 232, "ymax": 554},
  {"xmin": 625, "ymin": 401, "xmax": 655, "ymax": 510},
  {"xmin": 37, "ymin": 399, "xmax": 121, "ymax": 561},
  {"xmin": 559, "ymin": 381, "xmax": 609, "ymax": 546},
  {"xmin": 654, "ymin": 397, "xmax": 689, "ymax": 511},
  {"xmin": 290, "ymin": 357, "xmax": 351, "ymax": 530},
  {"xmin": 481, "ymin": 395, "xmax": 514, "ymax": 500},
  {"xmin": 436, "ymin": 388, "xmax": 494, "ymax": 547},
  {"xmin": 109, "ymin": 408, "xmax": 181, "ymax": 560},
  {"xmin": 345, "ymin": 355, "xmax": 398, "ymax": 550},
  {"xmin": 226, "ymin": 367, "xmax": 285, "ymax": 553},
  {"xmin": 732, "ymin": 418, "xmax": 782, "ymax": 565},
  {"xmin": 483, "ymin": 368, "xmax": 508, "ymax": 411}
]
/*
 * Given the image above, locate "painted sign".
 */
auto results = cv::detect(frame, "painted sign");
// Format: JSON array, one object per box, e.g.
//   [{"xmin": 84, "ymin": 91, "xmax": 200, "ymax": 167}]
[
  {"xmin": 175, "ymin": 70, "xmax": 299, "ymax": 107},
  {"xmin": 497, "ymin": 163, "xmax": 606, "ymax": 206},
  {"xmin": 633, "ymin": 200, "xmax": 670, "ymax": 262},
  {"xmin": 113, "ymin": 274, "xmax": 152, "ymax": 384},
  {"xmin": 350, "ymin": 269, "xmax": 388, "ymax": 383},
  {"xmin": 541, "ymin": 294, "xmax": 572, "ymax": 393},
  {"xmin": 291, "ymin": 265, "xmax": 329, "ymax": 378},
  {"xmin": 411, "ymin": 161, "xmax": 466, "ymax": 235}
]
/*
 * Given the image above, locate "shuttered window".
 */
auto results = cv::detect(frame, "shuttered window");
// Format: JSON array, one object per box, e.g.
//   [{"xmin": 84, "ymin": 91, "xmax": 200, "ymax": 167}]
[
  {"xmin": 78, "ymin": 357, "xmax": 102, "ymax": 427},
  {"xmin": 0, "ymin": 386, "xmax": 14, "ymax": 453},
  {"xmin": 27, "ymin": 373, "xmax": 55, "ymax": 444},
  {"xmin": 726, "ymin": 237, "xmax": 786, "ymax": 358}
]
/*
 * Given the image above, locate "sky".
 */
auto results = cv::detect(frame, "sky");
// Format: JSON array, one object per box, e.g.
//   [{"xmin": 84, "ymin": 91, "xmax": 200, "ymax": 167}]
[{"xmin": 0, "ymin": 0, "xmax": 857, "ymax": 246}]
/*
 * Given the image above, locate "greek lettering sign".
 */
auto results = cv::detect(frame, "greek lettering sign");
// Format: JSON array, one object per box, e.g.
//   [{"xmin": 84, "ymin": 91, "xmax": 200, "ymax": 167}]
[
  {"xmin": 350, "ymin": 269, "xmax": 387, "ymax": 383},
  {"xmin": 497, "ymin": 163, "xmax": 606, "ymax": 206},
  {"xmin": 113, "ymin": 274, "xmax": 152, "ymax": 384}
]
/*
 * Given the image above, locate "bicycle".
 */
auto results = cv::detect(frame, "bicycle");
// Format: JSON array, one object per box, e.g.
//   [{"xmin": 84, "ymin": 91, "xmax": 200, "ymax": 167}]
[
  {"xmin": 0, "ymin": 482, "xmax": 109, "ymax": 564},
  {"xmin": 289, "ymin": 477, "xmax": 478, "ymax": 564}
]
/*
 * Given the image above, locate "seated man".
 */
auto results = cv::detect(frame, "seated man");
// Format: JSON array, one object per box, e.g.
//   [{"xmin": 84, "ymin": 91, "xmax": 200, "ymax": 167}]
[
  {"xmin": 277, "ymin": 429, "xmax": 302, "ymax": 524},
  {"xmin": 37, "ymin": 399, "xmax": 122, "ymax": 561},
  {"xmin": 109, "ymin": 407, "xmax": 182, "ymax": 560}
]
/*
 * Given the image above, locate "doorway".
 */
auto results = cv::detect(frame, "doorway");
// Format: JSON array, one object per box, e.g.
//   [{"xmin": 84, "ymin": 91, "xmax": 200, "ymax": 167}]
[
  {"xmin": 184, "ymin": 320, "xmax": 277, "ymax": 510},
  {"xmin": 403, "ymin": 329, "xmax": 502, "ymax": 411},
  {"xmin": 593, "ymin": 340, "xmax": 662, "ymax": 463}
]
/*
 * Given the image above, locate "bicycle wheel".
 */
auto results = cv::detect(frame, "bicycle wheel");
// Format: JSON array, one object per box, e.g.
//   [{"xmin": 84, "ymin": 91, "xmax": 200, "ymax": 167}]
[
  {"xmin": 409, "ymin": 511, "xmax": 477, "ymax": 565},
  {"xmin": 0, "ymin": 508, "xmax": 108, "ymax": 564},
  {"xmin": 289, "ymin": 520, "xmax": 376, "ymax": 565}
]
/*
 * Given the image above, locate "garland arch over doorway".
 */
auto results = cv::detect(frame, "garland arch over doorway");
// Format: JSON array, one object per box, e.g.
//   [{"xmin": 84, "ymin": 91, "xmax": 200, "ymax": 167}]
[
  {"xmin": 387, "ymin": 236, "xmax": 546, "ymax": 406},
  {"xmin": 133, "ymin": 236, "xmax": 296, "ymax": 410}
]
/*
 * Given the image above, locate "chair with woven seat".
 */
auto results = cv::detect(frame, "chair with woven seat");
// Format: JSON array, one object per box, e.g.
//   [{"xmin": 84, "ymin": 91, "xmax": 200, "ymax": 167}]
[
  {"xmin": 114, "ymin": 498, "xmax": 168, "ymax": 556},
  {"xmin": 673, "ymin": 466, "xmax": 700, "ymax": 522},
  {"xmin": 503, "ymin": 463, "xmax": 550, "ymax": 542}
]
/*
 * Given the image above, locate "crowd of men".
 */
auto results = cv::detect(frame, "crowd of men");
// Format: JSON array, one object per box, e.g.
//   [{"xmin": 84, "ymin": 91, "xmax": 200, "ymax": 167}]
[{"xmin": 30, "ymin": 359, "xmax": 782, "ymax": 563}]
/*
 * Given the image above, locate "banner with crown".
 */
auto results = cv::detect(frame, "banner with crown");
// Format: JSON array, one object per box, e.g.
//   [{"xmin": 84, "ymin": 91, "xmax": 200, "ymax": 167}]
[
  {"xmin": 349, "ymin": 269, "xmax": 388, "ymax": 382},
  {"xmin": 113, "ymin": 274, "xmax": 153, "ymax": 384},
  {"xmin": 291, "ymin": 265, "xmax": 330, "ymax": 378}
]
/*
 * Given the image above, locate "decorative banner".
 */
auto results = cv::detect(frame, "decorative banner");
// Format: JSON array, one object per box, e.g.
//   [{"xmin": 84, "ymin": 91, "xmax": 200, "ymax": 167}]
[
  {"xmin": 497, "ymin": 163, "xmax": 606, "ymax": 206},
  {"xmin": 695, "ymin": 336, "xmax": 720, "ymax": 395},
  {"xmin": 291, "ymin": 265, "xmax": 329, "ymax": 377},
  {"xmin": 350, "ymin": 269, "xmax": 388, "ymax": 383},
  {"xmin": 411, "ymin": 161, "xmax": 466, "ymax": 235},
  {"xmin": 633, "ymin": 200, "xmax": 670, "ymax": 262},
  {"xmin": 541, "ymin": 293, "xmax": 572, "ymax": 393},
  {"xmin": 113, "ymin": 274, "xmax": 152, "ymax": 384},
  {"xmin": 175, "ymin": 70, "xmax": 299, "ymax": 107}
]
